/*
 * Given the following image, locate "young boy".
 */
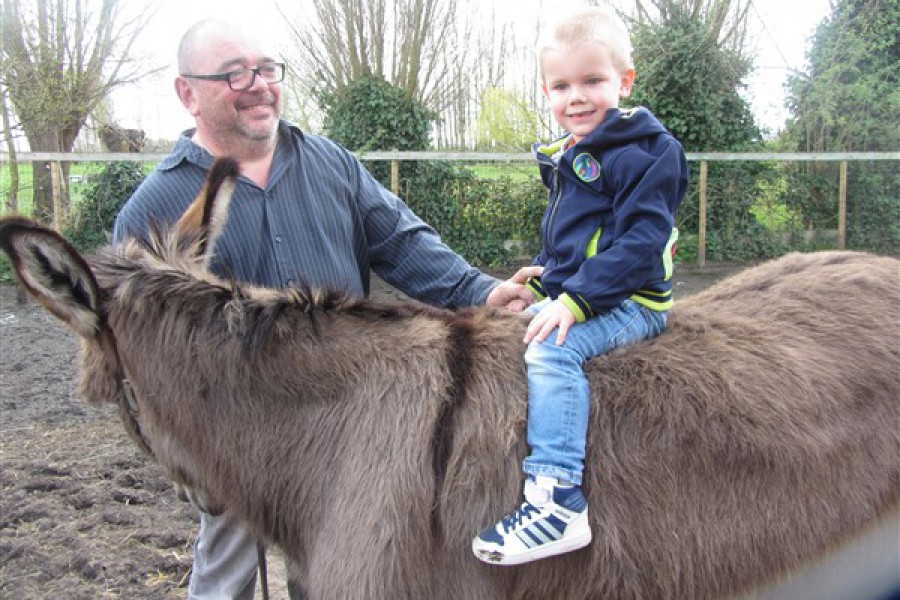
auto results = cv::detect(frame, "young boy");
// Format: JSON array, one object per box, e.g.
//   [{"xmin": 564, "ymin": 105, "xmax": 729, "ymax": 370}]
[{"xmin": 473, "ymin": 6, "xmax": 688, "ymax": 566}]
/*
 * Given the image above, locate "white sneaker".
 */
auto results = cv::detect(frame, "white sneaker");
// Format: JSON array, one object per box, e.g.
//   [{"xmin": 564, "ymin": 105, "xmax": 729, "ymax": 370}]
[{"xmin": 472, "ymin": 476, "xmax": 591, "ymax": 565}]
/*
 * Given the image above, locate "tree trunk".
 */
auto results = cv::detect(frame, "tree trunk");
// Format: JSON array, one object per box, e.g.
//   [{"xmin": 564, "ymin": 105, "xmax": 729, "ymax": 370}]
[
  {"xmin": 26, "ymin": 131, "xmax": 72, "ymax": 226},
  {"xmin": 30, "ymin": 161, "xmax": 56, "ymax": 224},
  {"xmin": 1, "ymin": 89, "xmax": 19, "ymax": 213}
]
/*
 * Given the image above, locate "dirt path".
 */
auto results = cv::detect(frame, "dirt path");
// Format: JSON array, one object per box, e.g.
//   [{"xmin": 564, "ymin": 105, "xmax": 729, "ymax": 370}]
[{"xmin": 0, "ymin": 265, "xmax": 741, "ymax": 599}]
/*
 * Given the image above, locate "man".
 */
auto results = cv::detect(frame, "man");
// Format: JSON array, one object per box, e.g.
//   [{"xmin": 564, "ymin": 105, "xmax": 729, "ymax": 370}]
[{"xmin": 113, "ymin": 19, "xmax": 537, "ymax": 600}]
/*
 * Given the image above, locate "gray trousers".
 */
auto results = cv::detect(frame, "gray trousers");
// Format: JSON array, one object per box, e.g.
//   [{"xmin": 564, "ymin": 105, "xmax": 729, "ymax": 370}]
[
  {"xmin": 187, "ymin": 510, "xmax": 306, "ymax": 600},
  {"xmin": 188, "ymin": 511, "xmax": 259, "ymax": 600}
]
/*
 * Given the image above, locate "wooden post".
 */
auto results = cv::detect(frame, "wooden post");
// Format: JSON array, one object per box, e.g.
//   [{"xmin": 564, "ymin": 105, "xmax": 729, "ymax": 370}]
[
  {"xmin": 49, "ymin": 160, "xmax": 65, "ymax": 232},
  {"xmin": 698, "ymin": 160, "xmax": 708, "ymax": 268},
  {"xmin": 838, "ymin": 161, "xmax": 847, "ymax": 250},
  {"xmin": 391, "ymin": 158, "xmax": 400, "ymax": 196}
]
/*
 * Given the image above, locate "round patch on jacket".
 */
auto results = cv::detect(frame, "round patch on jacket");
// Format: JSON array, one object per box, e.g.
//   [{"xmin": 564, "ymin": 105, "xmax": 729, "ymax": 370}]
[{"xmin": 573, "ymin": 153, "xmax": 601, "ymax": 183}]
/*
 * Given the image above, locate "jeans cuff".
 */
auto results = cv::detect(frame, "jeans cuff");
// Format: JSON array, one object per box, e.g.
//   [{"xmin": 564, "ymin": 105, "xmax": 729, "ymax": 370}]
[{"xmin": 523, "ymin": 461, "xmax": 582, "ymax": 486}]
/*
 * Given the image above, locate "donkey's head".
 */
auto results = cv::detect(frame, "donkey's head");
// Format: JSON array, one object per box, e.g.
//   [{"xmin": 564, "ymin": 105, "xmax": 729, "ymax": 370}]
[{"xmin": 0, "ymin": 157, "xmax": 240, "ymax": 455}]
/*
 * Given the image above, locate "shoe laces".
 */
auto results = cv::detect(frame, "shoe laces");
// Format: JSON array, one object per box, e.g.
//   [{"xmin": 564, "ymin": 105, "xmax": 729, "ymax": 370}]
[{"xmin": 500, "ymin": 501, "xmax": 542, "ymax": 533}]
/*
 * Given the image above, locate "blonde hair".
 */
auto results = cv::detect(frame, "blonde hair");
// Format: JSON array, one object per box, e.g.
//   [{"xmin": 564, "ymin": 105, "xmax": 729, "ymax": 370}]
[{"xmin": 537, "ymin": 6, "xmax": 634, "ymax": 76}]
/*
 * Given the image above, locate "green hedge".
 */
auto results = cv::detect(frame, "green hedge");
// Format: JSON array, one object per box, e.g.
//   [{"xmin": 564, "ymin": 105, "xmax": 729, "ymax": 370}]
[
  {"xmin": 64, "ymin": 161, "xmax": 145, "ymax": 252},
  {"xmin": 400, "ymin": 162, "xmax": 546, "ymax": 267}
]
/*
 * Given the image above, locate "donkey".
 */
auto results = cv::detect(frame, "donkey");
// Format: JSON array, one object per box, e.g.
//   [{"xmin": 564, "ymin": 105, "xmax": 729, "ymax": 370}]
[{"xmin": 1, "ymin": 158, "xmax": 898, "ymax": 600}]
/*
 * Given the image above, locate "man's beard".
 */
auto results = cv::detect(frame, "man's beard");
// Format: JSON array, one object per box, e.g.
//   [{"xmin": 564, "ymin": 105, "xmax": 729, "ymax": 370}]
[
  {"xmin": 235, "ymin": 94, "xmax": 279, "ymax": 141},
  {"xmin": 237, "ymin": 121, "xmax": 277, "ymax": 141}
]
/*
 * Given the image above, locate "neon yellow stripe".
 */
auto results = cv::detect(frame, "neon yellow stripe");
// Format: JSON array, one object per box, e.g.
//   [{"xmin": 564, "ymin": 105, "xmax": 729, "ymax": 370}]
[
  {"xmin": 537, "ymin": 137, "xmax": 569, "ymax": 157},
  {"xmin": 631, "ymin": 293, "xmax": 673, "ymax": 311},
  {"xmin": 637, "ymin": 288, "xmax": 670, "ymax": 297},
  {"xmin": 560, "ymin": 293, "xmax": 589, "ymax": 323},
  {"xmin": 663, "ymin": 227, "xmax": 678, "ymax": 280},
  {"xmin": 526, "ymin": 278, "xmax": 546, "ymax": 301},
  {"xmin": 585, "ymin": 227, "xmax": 603, "ymax": 259}
]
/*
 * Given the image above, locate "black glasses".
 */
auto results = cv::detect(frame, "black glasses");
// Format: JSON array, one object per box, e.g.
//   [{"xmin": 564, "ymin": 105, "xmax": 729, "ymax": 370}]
[{"xmin": 181, "ymin": 63, "xmax": 285, "ymax": 91}]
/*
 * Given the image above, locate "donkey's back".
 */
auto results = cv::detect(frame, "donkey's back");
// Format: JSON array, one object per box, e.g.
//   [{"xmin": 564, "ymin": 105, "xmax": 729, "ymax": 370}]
[{"xmin": 441, "ymin": 250, "xmax": 900, "ymax": 600}]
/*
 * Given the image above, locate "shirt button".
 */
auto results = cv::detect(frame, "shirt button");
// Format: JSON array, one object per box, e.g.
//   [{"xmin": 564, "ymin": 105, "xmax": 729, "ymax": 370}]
[{"xmin": 275, "ymin": 235, "xmax": 282, "ymax": 243}]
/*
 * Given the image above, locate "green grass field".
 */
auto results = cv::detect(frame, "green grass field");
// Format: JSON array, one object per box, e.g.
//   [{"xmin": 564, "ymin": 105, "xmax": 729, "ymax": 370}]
[
  {"xmin": 1, "ymin": 162, "xmax": 156, "ymax": 217},
  {"xmin": 468, "ymin": 162, "xmax": 538, "ymax": 181}
]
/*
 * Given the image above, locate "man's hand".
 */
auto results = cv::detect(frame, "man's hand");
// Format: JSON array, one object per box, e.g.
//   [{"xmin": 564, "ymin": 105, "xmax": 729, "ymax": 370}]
[
  {"xmin": 524, "ymin": 299, "xmax": 576, "ymax": 345},
  {"xmin": 485, "ymin": 265, "xmax": 544, "ymax": 312}
]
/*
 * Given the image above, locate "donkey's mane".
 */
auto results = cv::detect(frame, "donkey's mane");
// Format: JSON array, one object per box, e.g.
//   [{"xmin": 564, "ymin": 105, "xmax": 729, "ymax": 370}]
[{"xmin": 88, "ymin": 230, "xmax": 456, "ymax": 351}]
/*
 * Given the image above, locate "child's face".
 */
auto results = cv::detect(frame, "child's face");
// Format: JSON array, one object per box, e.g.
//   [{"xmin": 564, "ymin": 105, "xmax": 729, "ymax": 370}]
[{"xmin": 541, "ymin": 41, "xmax": 635, "ymax": 141}]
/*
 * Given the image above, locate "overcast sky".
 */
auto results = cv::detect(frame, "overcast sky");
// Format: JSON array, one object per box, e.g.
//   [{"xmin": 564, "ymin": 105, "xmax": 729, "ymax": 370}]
[{"xmin": 111, "ymin": 0, "xmax": 832, "ymax": 140}]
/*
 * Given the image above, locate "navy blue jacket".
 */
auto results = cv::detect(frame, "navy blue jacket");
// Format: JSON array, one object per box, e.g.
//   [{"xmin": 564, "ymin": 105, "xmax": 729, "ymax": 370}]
[{"xmin": 528, "ymin": 107, "xmax": 688, "ymax": 321}]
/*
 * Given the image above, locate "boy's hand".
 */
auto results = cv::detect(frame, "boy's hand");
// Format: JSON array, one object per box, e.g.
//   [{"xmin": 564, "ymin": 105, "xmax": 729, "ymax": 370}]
[{"xmin": 525, "ymin": 299, "xmax": 576, "ymax": 345}]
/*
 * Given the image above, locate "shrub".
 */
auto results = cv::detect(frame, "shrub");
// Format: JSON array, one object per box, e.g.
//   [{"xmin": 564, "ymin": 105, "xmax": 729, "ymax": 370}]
[
  {"xmin": 64, "ymin": 161, "xmax": 145, "ymax": 252},
  {"xmin": 402, "ymin": 163, "xmax": 546, "ymax": 267}
]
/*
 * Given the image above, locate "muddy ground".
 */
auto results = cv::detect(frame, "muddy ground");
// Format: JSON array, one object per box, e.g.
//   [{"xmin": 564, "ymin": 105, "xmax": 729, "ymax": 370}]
[{"xmin": 0, "ymin": 266, "xmax": 739, "ymax": 599}]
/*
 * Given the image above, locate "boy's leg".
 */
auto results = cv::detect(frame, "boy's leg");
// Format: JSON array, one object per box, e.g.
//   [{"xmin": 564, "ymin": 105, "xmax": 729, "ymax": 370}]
[
  {"xmin": 473, "ymin": 299, "xmax": 667, "ymax": 565},
  {"xmin": 522, "ymin": 337, "xmax": 591, "ymax": 485},
  {"xmin": 188, "ymin": 510, "xmax": 259, "ymax": 600},
  {"xmin": 524, "ymin": 299, "xmax": 667, "ymax": 481}
]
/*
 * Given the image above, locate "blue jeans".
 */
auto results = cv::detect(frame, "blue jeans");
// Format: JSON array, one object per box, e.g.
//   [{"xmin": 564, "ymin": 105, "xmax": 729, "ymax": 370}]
[{"xmin": 522, "ymin": 298, "xmax": 668, "ymax": 485}]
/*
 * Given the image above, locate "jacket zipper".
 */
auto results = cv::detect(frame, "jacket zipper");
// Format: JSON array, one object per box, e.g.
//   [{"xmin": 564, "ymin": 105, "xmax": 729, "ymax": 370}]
[{"xmin": 546, "ymin": 166, "xmax": 566, "ymax": 262}]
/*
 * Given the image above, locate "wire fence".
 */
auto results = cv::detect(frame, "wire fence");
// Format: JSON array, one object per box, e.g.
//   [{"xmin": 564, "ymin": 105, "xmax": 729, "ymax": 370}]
[{"xmin": 2, "ymin": 151, "xmax": 898, "ymax": 267}]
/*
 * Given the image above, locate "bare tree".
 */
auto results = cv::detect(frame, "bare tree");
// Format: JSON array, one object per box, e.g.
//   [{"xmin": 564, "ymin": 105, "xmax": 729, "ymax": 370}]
[
  {"xmin": 0, "ymin": 0, "xmax": 157, "ymax": 224},
  {"xmin": 280, "ymin": 0, "xmax": 466, "ymax": 111},
  {"xmin": 631, "ymin": 0, "xmax": 751, "ymax": 54},
  {"xmin": 281, "ymin": 0, "xmax": 537, "ymax": 149}
]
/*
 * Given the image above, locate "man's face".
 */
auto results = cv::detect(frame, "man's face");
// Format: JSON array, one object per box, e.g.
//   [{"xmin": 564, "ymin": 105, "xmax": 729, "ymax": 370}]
[{"xmin": 178, "ymin": 34, "xmax": 282, "ymax": 145}]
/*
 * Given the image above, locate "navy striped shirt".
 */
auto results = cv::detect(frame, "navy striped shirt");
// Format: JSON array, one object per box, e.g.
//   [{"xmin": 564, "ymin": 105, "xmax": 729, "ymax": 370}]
[{"xmin": 113, "ymin": 121, "xmax": 498, "ymax": 307}]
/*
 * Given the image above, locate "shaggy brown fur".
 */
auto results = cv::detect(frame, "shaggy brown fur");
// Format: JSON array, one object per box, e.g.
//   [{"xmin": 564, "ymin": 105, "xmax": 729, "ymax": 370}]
[{"xmin": 1, "ymin": 165, "xmax": 898, "ymax": 599}]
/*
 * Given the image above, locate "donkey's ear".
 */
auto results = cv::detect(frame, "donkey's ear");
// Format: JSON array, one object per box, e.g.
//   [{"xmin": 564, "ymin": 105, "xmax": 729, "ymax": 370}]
[
  {"xmin": 176, "ymin": 157, "xmax": 240, "ymax": 269},
  {"xmin": 0, "ymin": 217, "xmax": 102, "ymax": 339}
]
